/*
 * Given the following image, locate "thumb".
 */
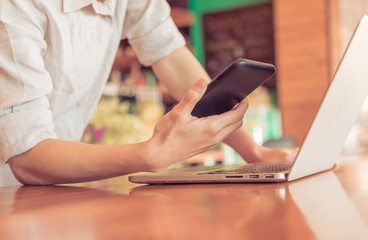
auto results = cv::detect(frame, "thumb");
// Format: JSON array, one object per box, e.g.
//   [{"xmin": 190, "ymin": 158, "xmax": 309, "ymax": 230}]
[{"xmin": 176, "ymin": 79, "xmax": 207, "ymax": 113}]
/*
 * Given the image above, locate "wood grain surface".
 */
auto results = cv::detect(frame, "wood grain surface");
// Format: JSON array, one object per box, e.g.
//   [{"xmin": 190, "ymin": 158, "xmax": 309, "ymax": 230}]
[{"xmin": 1, "ymin": 154, "xmax": 368, "ymax": 240}]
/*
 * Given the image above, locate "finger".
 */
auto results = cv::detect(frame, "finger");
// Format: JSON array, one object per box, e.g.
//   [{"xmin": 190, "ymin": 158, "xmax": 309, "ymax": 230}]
[
  {"xmin": 238, "ymin": 97, "xmax": 249, "ymax": 109},
  {"xmin": 233, "ymin": 97, "xmax": 249, "ymax": 114},
  {"xmin": 206, "ymin": 97, "xmax": 249, "ymax": 129},
  {"xmin": 175, "ymin": 79, "xmax": 207, "ymax": 113},
  {"xmin": 215, "ymin": 119, "xmax": 244, "ymax": 142}
]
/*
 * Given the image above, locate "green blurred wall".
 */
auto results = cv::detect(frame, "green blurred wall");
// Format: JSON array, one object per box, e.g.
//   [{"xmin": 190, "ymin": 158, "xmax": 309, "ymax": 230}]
[{"xmin": 188, "ymin": 0, "xmax": 271, "ymax": 66}]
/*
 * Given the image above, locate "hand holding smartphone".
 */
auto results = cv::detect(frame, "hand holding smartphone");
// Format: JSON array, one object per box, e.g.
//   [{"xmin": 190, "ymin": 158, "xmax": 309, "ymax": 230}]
[{"xmin": 191, "ymin": 58, "xmax": 276, "ymax": 118}]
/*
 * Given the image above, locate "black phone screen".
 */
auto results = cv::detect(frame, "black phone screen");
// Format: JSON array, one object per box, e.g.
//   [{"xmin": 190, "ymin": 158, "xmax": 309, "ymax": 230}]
[{"xmin": 191, "ymin": 59, "xmax": 276, "ymax": 118}]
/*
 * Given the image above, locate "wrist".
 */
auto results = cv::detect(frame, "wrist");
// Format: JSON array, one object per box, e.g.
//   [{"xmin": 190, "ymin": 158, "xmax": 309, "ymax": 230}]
[
  {"xmin": 237, "ymin": 144, "xmax": 267, "ymax": 164},
  {"xmin": 244, "ymin": 146, "xmax": 269, "ymax": 163},
  {"xmin": 223, "ymin": 126, "xmax": 268, "ymax": 164},
  {"xmin": 137, "ymin": 139, "xmax": 167, "ymax": 173}
]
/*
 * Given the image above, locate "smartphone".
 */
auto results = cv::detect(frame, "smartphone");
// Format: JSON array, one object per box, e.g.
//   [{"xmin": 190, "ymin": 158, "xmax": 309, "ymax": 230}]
[{"xmin": 191, "ymin": 58, "xmax": 276, "ymax": 118}]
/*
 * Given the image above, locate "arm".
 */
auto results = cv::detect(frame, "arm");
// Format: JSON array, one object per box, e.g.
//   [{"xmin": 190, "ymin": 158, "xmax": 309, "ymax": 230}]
[
  {"xmin": 4, "ymin": 0, "xmax": 246, "ymax": 185},
  {"xmin": 152, "ymin": 46, "xmax": 298, "ymax": 164},
  {"xmin": 8, "ymin": 140, "xmax": 151, "ymax": 185},
  {"xmin": 9, "ymin": 79, "xmax": 248, "ymax": 185}
]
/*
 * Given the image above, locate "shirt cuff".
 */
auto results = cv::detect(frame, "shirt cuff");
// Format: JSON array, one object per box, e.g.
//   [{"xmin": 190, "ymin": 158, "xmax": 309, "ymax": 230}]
[
  {"xmin": 128, "ymin": 17, "xmax": 186, "ymax": 66},
  {"xmin": 0, "ymin": 97, "xmax": 57, "ymax": 163}
]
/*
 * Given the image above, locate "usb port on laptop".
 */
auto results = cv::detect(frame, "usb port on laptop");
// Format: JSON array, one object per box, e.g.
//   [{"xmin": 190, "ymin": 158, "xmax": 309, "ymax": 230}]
[
  {"xmin": 248, "ymin": 174, "xmax": 259, "ymax": 179},
  {"xmin": 264, "ymin": 174, "xmax": 274, "ymax": 179}
]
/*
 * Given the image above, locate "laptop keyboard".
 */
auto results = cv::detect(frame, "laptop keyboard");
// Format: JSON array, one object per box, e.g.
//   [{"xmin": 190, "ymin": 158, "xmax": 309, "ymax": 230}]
[{"xmin": 197, "ymin": 163, "xmax": 292, "ymax": 175}]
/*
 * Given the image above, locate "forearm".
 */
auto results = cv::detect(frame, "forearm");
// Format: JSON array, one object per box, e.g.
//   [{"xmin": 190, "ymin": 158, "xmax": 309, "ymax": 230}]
[
  {"xmin": 8, "ymin": 139, "xmax": 152, "ymax": 185},
  {"xmin": 223, "ymin": 126, "xmax": 262, "ymax": 161},
  {"xmin": 152, "ymin": 46, "xmax": 211, "ymax": 101}
]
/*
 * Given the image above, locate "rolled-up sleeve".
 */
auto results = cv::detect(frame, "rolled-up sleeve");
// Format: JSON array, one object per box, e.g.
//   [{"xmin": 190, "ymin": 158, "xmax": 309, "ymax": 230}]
[
  {"xmin": 121, "ymin": 0, "xmax": 186, "ymax": 66},
  {"xmin": 0, "ymin": 1, "xmax": 56, "ymax": 163}
]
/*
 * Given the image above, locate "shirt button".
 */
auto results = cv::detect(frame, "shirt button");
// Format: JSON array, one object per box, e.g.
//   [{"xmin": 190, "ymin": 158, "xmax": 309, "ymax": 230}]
[{"xmin": 77, "ymin": 101, "xmax": 83, "ymax": 107}]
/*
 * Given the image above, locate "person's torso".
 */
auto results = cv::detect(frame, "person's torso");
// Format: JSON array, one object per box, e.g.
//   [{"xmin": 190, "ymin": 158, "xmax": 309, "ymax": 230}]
[{"xmin": 42, "ymin": 0, "xmax": 126, "ymax": 140}]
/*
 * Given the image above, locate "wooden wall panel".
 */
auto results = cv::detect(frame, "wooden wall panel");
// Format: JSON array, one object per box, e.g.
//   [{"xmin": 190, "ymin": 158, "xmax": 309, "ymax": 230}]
[{"xmin": 273, "ymin": 0, "xmax": 334, "ymax": 145}]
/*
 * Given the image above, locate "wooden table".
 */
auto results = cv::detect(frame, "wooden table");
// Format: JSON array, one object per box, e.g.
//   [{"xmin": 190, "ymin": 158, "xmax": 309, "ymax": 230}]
[{"xmin": 1, "ymin": 154, "xmax": 368, "ymax": 240}]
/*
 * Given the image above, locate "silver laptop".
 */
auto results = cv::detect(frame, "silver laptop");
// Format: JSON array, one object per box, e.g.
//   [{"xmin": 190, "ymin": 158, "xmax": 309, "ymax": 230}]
[{"xmin": 129, "ymin": 15, "xmax": 368, "ymax": 184}]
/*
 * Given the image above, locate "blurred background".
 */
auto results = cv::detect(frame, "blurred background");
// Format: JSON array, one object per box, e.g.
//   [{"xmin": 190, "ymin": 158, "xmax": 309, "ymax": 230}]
[{"xmin": 82, "ymin": 0, "xmax": 368, "ymax": 166}]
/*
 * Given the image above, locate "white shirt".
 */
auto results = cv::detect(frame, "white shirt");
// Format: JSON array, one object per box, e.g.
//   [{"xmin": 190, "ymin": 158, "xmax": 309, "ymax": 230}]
[{"xmin": 0, "ymin": 0, "xmax": 185, "ymax": 185}]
